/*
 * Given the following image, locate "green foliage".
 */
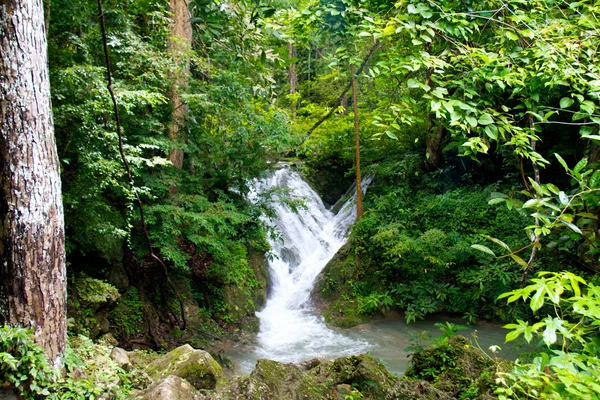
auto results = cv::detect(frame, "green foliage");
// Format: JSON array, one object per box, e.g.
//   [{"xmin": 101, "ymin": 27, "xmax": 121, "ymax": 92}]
[
  {"xmin": 109, "ymin": 287, "xmax": 145, "ymax": 338},
  {"xmin": 0, "ymin": 327, "xmax": 141, "ymax": 399},
  {"xmin": 405, "ymin": 335, "xmax": 502, "ymax": 400},
  {"xmin": 496, "ymin": 272, "xmax": 600, "ymax": 399}
]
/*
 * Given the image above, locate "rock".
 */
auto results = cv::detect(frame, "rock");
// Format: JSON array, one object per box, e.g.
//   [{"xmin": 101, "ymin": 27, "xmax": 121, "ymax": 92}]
[
  {"xmin": 212, "ymin": 359, "xmax": 325, "ymax": 400},
  {"xmin": 105, "ymin": 262, "xmax": 129, "ymax": 292},
  {"xmin": 141, "ymin": 375, "xmax": 205, "ymax": 400},
  {"xmin": 210, "ymin": 355, "xmax": 449, "ymax": 400},
  {"xmin": 0, "ymin": 388, "xmax": 18, "ymax": 400},
  {"xmin": 294, "ymin": 357, "xmax": 325, "ymax": 371},
  {"xmin": 98, "ymin": 333, "xmax": 119, "ymax": 347},
  {"xmin": 405, "ymin": 335, "xmax": 507, "ymax": 399},
  {"xmin": 110, "ymin": 347, "xmax": 130, "ymax": 369},
  {"xmin": 70, "ymin": 367, "xmax": 89, "ymax": 381},
  {"xmin": 145, "ymin": 344, "xmax": 224, "ymax": 390}
]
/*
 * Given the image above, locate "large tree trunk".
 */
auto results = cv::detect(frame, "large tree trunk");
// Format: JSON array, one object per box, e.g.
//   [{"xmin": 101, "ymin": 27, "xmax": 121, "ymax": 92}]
[
  {"xmin": 167, "ymin": 0, "xmax": 192, "ymax": 169},
  {"xmin": 0, "ymin": 0, "xmax": 66, "ymax": 365}
]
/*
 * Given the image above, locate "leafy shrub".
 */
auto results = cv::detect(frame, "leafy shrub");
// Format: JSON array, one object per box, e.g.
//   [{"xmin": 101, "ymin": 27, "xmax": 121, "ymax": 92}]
[{"xmin": 0, "ymin": 327, "xmax": 141, "ymax": 399}]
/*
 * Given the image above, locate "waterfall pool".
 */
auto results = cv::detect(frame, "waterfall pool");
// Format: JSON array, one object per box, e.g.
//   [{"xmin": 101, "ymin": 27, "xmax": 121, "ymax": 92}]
[{"xmin": 230, "ymin": 167, "xmax": 528, "ymax": 376}]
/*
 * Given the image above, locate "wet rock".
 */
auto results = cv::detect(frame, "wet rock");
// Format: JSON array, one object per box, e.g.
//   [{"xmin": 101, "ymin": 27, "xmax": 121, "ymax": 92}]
[
  {"xmin": 294, "ymin": 357, "xmax": 326, "ymax": 371},
  {"xmin": 212, "ymin": 359, "xmax": 325, "ymax": 400},
  {"xmin": 209, "ymin": 355, "xmax": 449, "ymax": 400},
  {"xmin": 110, "ymin": 347, "xmax": 130, "ymax": 369},
  {"xmin": 145, "ymin": 344, "xmax": 224, "ymax": 390},
  {"xmin": 141, "ymin": 375, "xmax": 204, "ymax": 400}
]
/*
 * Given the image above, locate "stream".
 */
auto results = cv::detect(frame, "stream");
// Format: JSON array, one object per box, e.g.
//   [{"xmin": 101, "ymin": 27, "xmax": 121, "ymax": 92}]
[{"xmin": 229, "ymin": 167, "xmax": 519, "ymax": 375}]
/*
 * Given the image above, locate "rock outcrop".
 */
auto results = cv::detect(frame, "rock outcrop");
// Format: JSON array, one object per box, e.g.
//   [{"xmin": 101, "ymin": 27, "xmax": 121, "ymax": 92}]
[{"xmin": 145, "ymin": 344, "xmax": 224, "ymax": 390}]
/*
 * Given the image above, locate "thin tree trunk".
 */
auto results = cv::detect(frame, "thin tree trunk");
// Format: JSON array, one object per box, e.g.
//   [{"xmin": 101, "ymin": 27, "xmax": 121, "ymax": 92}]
[
  {"xmin": 423, "ymin": 66, "xmax": 445, "ymax": 171},
  {"xmin": 520, "ymin": 114, "xmax": 541, "ymax": 288},
  {"xmin": 341, "ymin": 97, "xmax": 349, "ymax": 115},
  {"xmin": 307, "ymin": 47, "xmax": 311, "ymax": 81},
  {"xmin": 352, "ymin": 66, "xmax": 363, "ymax": 221},
  {"xmin": 288, "ymin": 42, "xmax": 297, "ymax": 119},
  {"xmin": 0, "ymin": 0, "xmax": 66, "ymax": 365},
  {"xmin": 167, "ymin": 0, "xmax": 192, "ymax": 169}
]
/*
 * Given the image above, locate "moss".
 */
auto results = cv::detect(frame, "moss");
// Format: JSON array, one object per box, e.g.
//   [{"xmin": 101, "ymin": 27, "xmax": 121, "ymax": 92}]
[
  {"xmin": 144, "ymin": 344, "xmax": 224, "ymax": 390},
  {"xmin": 108, "ymin": 287, "xmax": 145, "ymax": 339},
  {"xmin": 67, "ymin": 275, "xmax": 120, "ymax": 338},
  {"xmin": 323, "ymin": 300, "xmax": 371, "ymax": 328},
  {"xmin": 405, "ymin": 335, "xmax": 505, "ymax": 399}
]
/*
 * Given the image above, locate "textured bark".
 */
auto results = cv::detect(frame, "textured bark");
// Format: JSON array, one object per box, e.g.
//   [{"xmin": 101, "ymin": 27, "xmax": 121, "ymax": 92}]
[
  {"xmin": 0, "ymin": 0, "xmax": 66, "ymax": 364},
  {"xmin": 167, "ymin": 0, "xmax": 192, "ymax": 169}
]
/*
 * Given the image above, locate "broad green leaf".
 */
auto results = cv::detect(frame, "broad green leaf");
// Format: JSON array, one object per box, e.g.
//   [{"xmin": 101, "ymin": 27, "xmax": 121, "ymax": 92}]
[
  {"xmin": 478, "ymin": 113, "xmax": 494, "ymax": 125},
  {"xmin": 488, "ymin": 197, "xmax": 505, "ymax": 205},
  {"xmin": 558, "ymin": 191, "xmax": 569, "ymax": 206},
  {"xmin": 505, "ymin": 30, "xmax": 518, "ymax": 40},
  {"xmin": 581, "ymin": 100, "xmax": 596, "ymax": 115},
  {"xmin": 407, "ymin": 79, "xmax": 420, "ymax": 89},
  {"xmin": 510, "ymin": 254, "xmax": 528, "ymax": 269},
  {"xmin": 465, "ymin": 115, "xmax": 477, "ymax": 127},
  {"xmin": 582, "ymin": 134, "xmax": 600, "ymax": 142},
  {"xmin": 485, "ymin": 235, "xmax": 511, "ymax": 251},
  {"xmin": 573, "ymin": 158, "xmax": 588, "ymax": 173},
  {"xmin": 471, "ymin": 244, "xmax": 496, "ymax": 257},
  {"xmin": 560, "ymin": 97, "xmax": 574, "ymax": 109},
  {"xmin": 555, "ymin": 153, "xmax": 570, "ymax": 172},
  {"xmin": 382, "ymin": 25, "xmax": 396, "ymax": 37},
  {"xmin": 431, "ymin": 100, "xmax": 441, "ymax": 112},
  {"xmin": 530, "ymin": 287, "xmax": 545, "ymax": 311},
  {"xmin": 560, "ymin": 220, "xmax": 582, "ymax": 234},
  {"xmin": 590, "ymin": 170, "xmax": 600, "ymax": 188}
]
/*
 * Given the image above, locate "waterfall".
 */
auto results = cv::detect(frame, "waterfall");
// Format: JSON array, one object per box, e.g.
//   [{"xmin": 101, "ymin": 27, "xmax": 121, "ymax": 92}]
[{"xmin": 241, "ymin": 166, "xmax": 371, "ymax": 371}]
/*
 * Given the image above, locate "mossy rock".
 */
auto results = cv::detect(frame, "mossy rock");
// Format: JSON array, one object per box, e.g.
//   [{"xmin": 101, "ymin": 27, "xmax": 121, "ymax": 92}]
[
  {"xmin": 323, "ymin": 300, "xmax": 371, "ymax": 328},
  {"xmin": 405, "ymin": 335, "xmax": 506, "ymax": 398},
  {"xmin": 145, "ymin": 344, "xmax": 224, "ymax": 390},
  {"xmin": 213, "ymin": 359, "xmax": 329, "ymax": 400},
  {"xmin": 210, "ymin": 355, "xmax": 449, "ymax": 400}
]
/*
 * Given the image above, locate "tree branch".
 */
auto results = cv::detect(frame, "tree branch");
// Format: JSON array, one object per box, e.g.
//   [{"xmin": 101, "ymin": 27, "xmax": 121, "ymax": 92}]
[{"xmin": 306, "ymin": 41, "xmax": 382, "ymax": 136}]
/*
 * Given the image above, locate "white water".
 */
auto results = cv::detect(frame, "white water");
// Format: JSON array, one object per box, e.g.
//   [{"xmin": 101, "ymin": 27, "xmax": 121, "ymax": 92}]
[
  {"xmin": 238, "ymin": 167, "xmax": 371, "ymax": 371},
  {"xmin": 230, "ymin": 167, "xmax": 519, "ymax": 375}
]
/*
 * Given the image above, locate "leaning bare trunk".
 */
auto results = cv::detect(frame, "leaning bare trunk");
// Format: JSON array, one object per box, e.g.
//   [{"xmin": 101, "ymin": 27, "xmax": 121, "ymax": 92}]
[
  {"xmin": 167, "ymin": 0, "xmax": 192, "ymax": 169},
  {"xmin": 0, "ymin": 0, "xmax": 66, "ymax": 365},
  {"xmin": 351, "ymin": 66, "xmax": 363, "ymax": 221}
]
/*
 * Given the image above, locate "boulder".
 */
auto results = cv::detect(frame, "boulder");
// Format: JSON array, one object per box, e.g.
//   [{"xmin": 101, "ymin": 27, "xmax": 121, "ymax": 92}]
[
  {"xmin": 141, "ymin": 375, "xmax": 205, "ymax": 400},
  {"xmin": 110, "ymin": 347, "xmax": 130, "ymax": 369},
  {"xmin": 145, "ymin": 344, "xmax": 224, "ymax": 390},
  {"xmin": 210, "ymin": 355, "xmax": 450, "ymax": 400}
]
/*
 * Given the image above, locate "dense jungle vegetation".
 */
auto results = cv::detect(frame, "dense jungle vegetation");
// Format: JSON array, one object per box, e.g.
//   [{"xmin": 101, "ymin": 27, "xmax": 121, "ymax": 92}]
[{"xmin": 3, "ymin": 0, "xmax": 600, "ymax": 398}]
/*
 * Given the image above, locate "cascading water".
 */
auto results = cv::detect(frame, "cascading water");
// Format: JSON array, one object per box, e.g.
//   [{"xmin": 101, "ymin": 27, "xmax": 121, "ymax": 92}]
[
  {"xmin": 228, "ymin": 166, "xmax": 526, "ymax": 375},
  {"xmin": 236, "ymin": 166, "xmax": 371, "ymax": 372}
]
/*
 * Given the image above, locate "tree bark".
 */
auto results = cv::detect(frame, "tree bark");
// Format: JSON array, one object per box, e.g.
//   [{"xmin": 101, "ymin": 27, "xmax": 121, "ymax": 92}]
[
  {"xmin": 0, "ymin": 0, "xmax": 66, "ymax": 365},
  {"xmin": 167, "ymin": 0, "xmax": 192, "ymax": 170},
  {"xmin": 352, "ymin": 66, "xmax": 363, "ymax": 221}
]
